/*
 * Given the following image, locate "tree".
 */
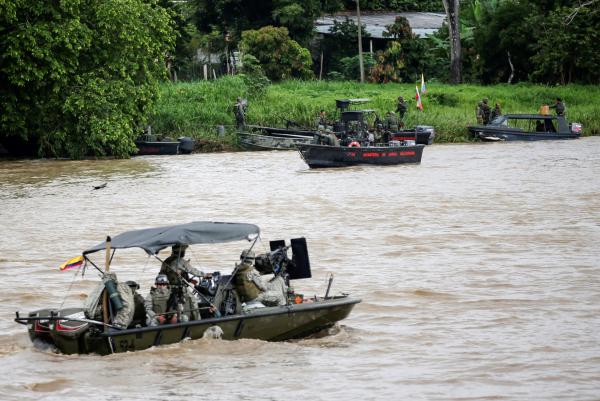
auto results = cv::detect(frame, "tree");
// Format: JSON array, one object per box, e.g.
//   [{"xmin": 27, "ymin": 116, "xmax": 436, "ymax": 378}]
[
  {"xmin": 0, "ymin": 0, "xmax": 175, "ymax": 158},
  {"xmin": 191, "ymin": 0, "xmax": 330, "ymax": 47},
  {"xmin": 529, "ymin": 5, "xmax": 600, "ymax": 84},
  {"xmin": 239, "ymin": 26, "xmax": 313, "ymax": 81},
  {"xmin": 442, "ymin": 0, "xmax": 462, "ymax": 83}
]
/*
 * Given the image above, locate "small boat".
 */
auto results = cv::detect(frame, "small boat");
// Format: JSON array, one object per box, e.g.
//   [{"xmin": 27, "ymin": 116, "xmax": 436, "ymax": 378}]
[
  {"xmin": 246, "ymin": 125, "xmax": 316, "ymax": 139},
  {"xmin": 468, "ymin": 114, "xmax": 582, "ymax": 141},
  {"xmin": 135, "ymin": 135, "xmax": 195, "ymax": 155},
  {"xmin": 238, "ymin": 132, "xmax": 313, "ymax": 151},
  {"xmin": 297, "ymin": 141, "xmax": 424, "ymax": 168},
  {"xmin": 15, "ymin": 221, "xmax": 360, "ymax": 355}
]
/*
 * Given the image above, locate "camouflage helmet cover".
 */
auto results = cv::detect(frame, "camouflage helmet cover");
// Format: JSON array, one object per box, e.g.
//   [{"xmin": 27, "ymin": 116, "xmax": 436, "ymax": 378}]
[{"xmin": 155, "ymin": 274, "xmax": 169, "ymax": 285}]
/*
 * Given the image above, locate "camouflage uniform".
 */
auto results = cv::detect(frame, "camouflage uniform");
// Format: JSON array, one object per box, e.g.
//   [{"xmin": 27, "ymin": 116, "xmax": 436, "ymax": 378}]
[
  {"xmin": 127, "ymin": 281, "xmax": 146, "ymax": 327},
  {"xmin": 234, "ymin": 258, "xmax": 286, "ymax": 306},
  {"xmin": 481, "ymin": 99, "xmax": 491, "ymax": 125},
  {"xmin": 233, "ymin": 97, "xmax": 246, "ymax": 131},
  {"xmin": 144, "ymin": 286, "xmax": 177, "ymax": 326},
  {"xmin": 384, "ymin": 112, "xmax": 399, "ymax": 131},
  {"xmin": 476, "ymin": 102, "xmax": 484, "ymax": 124},
  {"xmin": 490, "ymin": 104, "xmax": 502, "ymax": 122},
  {"xmin": 549, "ymin": 98, "xmax": 565, "ymax": 116},
  {"xmin": 160, "ymin": 246, "xmax": 203, "ymax": 321},
  {"xmin": 88, "ymin": 273, "xmax": 134, "ymax": 329},
  {"xmin": 396, "ymin": 97, "xmax": 407, "ymax": 120}
]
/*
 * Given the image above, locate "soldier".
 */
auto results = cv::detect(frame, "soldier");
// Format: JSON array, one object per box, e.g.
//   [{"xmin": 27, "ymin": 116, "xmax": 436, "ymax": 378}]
[
  {"xmin": 317, "ymin": 110, "xmax": 327, "ymax": 129},
  {"xmin": 93, "ymin": 273, "xmax": 134, "ymax": 329},
  {"xmin": 490, "ymin": 103, "xmax": 502, "ymax": 122},
  {"xmin": 481, "ymin": 98, "xmax": 492, "ymax": 125},
  {"xmin": 396, "ymin": 96, "xmax": 407, "ymax": 121},
  {"xmin": 384, "ymin": 112, "xmax": 399, "ymax": 131},
  {"xmin": 549, "ymin": 97, "xmax": 565, "ymax": 116},
  {"xmin": 145, "ymin": 274, "xmax": 177, "ymax": 326},
  {"xmin": 233, "ymin": 97, "xmax": 246, "ymax": 131},
  {"xmin": 159, "ymin": 244, "xmax": 203, "ymax": 321},
  {"xmin": 234, "ymin": 250, "xmax": 287, "ymax": 307},
  {"xmin": 126, "ymin": 280, "xmax": 146, "ymax": 327},
  {"xmin": 476, "ymin": 101, "xmax": 484, "ymax": 124}
]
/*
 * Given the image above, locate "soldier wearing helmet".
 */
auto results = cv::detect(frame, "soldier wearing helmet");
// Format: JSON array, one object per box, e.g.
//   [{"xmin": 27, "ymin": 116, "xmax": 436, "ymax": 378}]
[
  {"xmin": 234, "ymin": 249, "xmax": 287, "ymax": 307},
  {"xmin": 159, "ymin": 244, "xmax": 205, "ymax": 322},
  {"xmin": 144, "ymin": 274, "xmax": 178, "ymax": 326}
]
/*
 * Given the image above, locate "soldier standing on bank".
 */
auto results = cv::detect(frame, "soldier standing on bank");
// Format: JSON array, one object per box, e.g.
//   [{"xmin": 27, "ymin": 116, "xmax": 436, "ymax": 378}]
[
  {"xmin": 396, "ymin": 96, "xmax": 407, "ymax": 124},
  {"xmin": 481, "ymin": 98, "xmax": 492, "ymax": 125},
  {"xmin": 549, "ymin": 97, "xmax": 566, "ymax": 116},
  {"xmin": 233, "ymin": 97, "xmax": 247, "ymax": 131},
  {"xmin": 476, "ymin": 101, "xmax": 484, "ymax": 124},
  {"xmin": 490, "ymin": 103, "xmax": 502, "ymax": 122}
]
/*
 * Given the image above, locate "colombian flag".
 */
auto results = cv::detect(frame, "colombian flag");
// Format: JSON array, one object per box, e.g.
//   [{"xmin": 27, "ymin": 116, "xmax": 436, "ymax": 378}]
[
  {"xmin": 59, "ymin": 256, "xmax": 84, "ymax": 271},
  {"xmin": 415, "ymin": 86, "xmax": 423, "ymax": 111},
  {"xmin": 420, "ymin": 73, "xmax": 427, "ymax": 94}
]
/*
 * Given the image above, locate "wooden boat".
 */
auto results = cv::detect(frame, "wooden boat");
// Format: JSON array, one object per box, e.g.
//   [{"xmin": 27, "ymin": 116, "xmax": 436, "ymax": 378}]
[
  {"xmin": 15, "ymin": 221, "xmax": 360, "ymax": 355},
  {"xmin": 297, "ymin": 141, "xmax": 424, "ymax": 168},
  {"xmin": 467, "ymin": 114, "xmax": 582, "ymax": 141}
]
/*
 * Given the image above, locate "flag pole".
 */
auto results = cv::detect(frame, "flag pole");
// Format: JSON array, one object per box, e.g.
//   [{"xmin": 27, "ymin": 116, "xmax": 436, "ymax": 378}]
[{"xmin": 102, "ymin": 236, "xmax": 111, "ymax": 331}]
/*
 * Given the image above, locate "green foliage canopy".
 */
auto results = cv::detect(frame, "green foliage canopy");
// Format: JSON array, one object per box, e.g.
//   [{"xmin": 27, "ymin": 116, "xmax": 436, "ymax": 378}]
[
  {"xmin": 239, "ymin": 26, "xmax": 313, "ymax": 81},
  {"xmin": 0, "ymin": 0, "xmax": 175, "ymax": 158}
]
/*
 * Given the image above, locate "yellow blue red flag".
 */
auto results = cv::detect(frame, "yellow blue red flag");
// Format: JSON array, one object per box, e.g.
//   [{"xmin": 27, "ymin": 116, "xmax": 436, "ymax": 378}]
[
  {"xmin": 420, "ymin": 73, "xmax": 427, "ymax": 94},
  {"xmin": 59, "ymin": 256, "xmax": 84, "ymax": 271},
  {"xmin": 415, "ymin": 86, "xmax": 423, "ymax": 110}
]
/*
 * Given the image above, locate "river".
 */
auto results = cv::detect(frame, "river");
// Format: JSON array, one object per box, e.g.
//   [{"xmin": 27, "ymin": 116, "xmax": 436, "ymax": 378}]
[{"xmin": 1, "ymin": 137, "xmax": 599, "ymax": 401}]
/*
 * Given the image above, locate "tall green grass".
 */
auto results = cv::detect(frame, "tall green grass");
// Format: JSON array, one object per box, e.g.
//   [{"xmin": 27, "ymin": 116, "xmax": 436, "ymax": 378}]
[{"xmin": 150, "ymin": 77, "xmax": 599, "ymax": 144}]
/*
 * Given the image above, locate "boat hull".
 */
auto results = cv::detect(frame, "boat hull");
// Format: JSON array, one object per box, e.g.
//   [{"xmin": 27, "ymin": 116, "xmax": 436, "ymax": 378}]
[
  {"xmin": 297, "ymin": 143, "xmax": 424, "ymax": 168},
  {"xmin": 468, "ymin": 127, "xmax": 580, "ymax": 141},
  {"xmin": 135, "ymin": 140, "xmax": 180, "ymax": 155},
  {"xmin": 22, "ymin": 297, "xmax": 360, "ymax": 355},
  {"xmin": 239, "ymin": 133, "xmax": 312, "ymax": 151}
]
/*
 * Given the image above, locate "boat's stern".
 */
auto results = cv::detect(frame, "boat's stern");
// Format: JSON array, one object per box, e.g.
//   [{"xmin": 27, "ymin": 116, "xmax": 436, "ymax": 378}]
[{"xmin": 48, "ymin": 309, "xmax": 90, "ymax": 354}]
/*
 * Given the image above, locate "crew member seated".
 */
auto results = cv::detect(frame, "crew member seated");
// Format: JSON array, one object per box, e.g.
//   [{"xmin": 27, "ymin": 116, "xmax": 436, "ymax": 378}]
[
  {"xmin": 144, "ymin": 274, "xmax": 178, "ymax": 326},
  {"xmin": 234, "ymin": 250, "xmax": 287, "ymax": 307}
]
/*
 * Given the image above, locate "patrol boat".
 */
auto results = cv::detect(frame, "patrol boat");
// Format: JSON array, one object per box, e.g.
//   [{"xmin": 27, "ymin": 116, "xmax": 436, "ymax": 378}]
[{"xmin": 15, "ymin": 221, "xmax": 360, "ymax": 355}]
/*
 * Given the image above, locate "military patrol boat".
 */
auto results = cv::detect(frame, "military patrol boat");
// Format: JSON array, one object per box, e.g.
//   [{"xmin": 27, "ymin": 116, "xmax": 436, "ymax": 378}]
[{"xmin": 15, "ymin": 221, "xmax": 360, "ymax": 355}]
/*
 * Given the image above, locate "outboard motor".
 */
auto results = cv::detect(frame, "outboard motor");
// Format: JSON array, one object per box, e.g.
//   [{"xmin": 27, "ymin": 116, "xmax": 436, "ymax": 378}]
[{"xmin": 178, "ymin": 137, "xmax": 195, "ymax": 154}]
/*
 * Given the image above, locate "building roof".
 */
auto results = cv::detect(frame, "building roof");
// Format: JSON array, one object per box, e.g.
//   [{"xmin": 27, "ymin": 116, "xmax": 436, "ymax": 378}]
[{"xmin": 315, "ymin": 12, "xmax": 446, "ymax": 39}]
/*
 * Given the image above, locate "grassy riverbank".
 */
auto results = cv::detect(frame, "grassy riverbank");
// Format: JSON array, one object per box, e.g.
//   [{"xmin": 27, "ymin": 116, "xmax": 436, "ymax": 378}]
[{"xmin": 150, "ymin": 77, "xmax": 599, "ymax": 145}]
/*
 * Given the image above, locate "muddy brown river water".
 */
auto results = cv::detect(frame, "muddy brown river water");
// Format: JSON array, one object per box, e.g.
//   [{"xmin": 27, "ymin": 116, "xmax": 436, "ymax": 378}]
[{"xmin": 0, "ymin": 137, "xmax": 599, "ymax": 401}]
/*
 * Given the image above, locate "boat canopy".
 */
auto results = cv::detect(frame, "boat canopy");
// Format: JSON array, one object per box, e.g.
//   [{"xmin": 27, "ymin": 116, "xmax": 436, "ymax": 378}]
[{"xmin": 83, "ymin": 221, "xmax": 260, "ymax": 256}]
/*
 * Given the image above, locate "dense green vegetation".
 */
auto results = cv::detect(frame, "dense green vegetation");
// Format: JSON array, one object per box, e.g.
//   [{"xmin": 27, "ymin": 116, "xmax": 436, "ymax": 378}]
[
  {"xmin": 0, "ymin": 0, "xmax": 174, "ymax": 158},
  {"xmin": 150, "ymin": 77, "xmax": 599, "ymax": 145},
  {"xmin": 2, "ymin": 0, "xmax": 599, "ymax": 158}
]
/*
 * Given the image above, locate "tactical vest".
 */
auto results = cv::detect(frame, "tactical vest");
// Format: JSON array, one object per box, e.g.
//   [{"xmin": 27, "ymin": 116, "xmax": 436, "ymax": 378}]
[
  {"xmin": 149, "ymin": 287, "xmax": 172, "ymax": 315},
  {"xmin": 234, "ymin": 262, "xmax": 261, "ymax": 302}
]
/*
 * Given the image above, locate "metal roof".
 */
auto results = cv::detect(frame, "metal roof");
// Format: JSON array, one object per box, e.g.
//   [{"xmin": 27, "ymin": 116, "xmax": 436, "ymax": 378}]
[{"xmin": 315, "ymin": 12, "xmax": 445, "ymax": 39}]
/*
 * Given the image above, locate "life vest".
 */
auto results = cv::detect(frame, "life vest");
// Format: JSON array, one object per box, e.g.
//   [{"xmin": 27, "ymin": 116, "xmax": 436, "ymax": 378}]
[
  {"xmin": 149, "ymin": 287, "xmax": 173, "ymax": 315},
  {"xmin": 348, "ymin": 141, "xmax": 361, "ymax": 147},
  {"xmin": 234, "ymin": 262, "xmax": 261, "ymax": 302}
]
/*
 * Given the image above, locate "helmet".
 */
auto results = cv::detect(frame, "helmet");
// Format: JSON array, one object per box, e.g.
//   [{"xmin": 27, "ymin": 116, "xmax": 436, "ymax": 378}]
[
  {"xmin": 172, "ymin": 244, "xmax": 188, "ymax": 253},
  {"xmin": 126, "ymin": 280, "xmax": 139, "ymax": 290},
  {"xmin": 240, "ymin": 249, "xmax": 255, "ymax": 262},
  {"xmin": 155, "ymin": 274, "xmax": 169, "ymax": 285}
]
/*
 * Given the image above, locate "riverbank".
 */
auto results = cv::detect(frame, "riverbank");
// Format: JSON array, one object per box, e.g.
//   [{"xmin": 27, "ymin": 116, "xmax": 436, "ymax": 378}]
[{"xmin": 149, "ymin": 77, "xmax": 599, "ymax": 146}]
